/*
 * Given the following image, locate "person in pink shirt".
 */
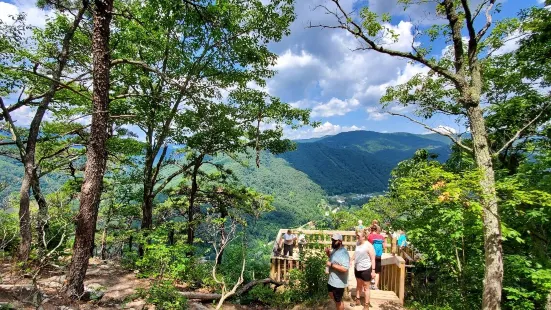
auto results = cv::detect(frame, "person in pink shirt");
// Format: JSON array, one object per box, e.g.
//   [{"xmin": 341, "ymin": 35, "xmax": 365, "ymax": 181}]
[{"xmin": 367, "ymin": 225, "xmax": 387, "ymax": 290}]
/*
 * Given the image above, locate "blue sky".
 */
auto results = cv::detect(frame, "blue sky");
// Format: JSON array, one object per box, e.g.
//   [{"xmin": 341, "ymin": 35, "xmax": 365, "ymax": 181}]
[
  {"xmin": 0, "ymin": 0, "xmax": 545, "ymax": 140},
  {"xmin": 260, "ymin": 0, "xmax": 544, "ymax": 139}
]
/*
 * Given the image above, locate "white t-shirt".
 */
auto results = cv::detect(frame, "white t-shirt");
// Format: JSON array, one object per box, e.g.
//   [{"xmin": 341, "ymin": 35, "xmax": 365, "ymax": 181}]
[
  {"xmin": 354, "ymin": 242, "xmax": 372, "ymax": 271},
  {"xmin": 283, "ymin": 233, "xmax": 296, "ymax": 245},
  {"xmin": 298, "ymin": 234, "xmax": 306, "ymax": 244}
]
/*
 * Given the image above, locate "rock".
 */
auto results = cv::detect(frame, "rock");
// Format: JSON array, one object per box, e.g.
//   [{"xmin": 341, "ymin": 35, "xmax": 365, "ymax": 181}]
[
  {"xmin": 43, "ymin": 281, "xmax": 63, "ymax": 289},
  {"xmin": 124, "ymin": 299, "xmax": 147, "ymax": 309},
  {"xmin": 189, "ymin": 302, "xmax": 211, "ymax": 310},
  {"xmin": 86, "ymin": 283, "xmax": 105, "ymax": 291},
  {"xmin": 84, "ymin": 284, "xmax": 106, "ymax": 301}
]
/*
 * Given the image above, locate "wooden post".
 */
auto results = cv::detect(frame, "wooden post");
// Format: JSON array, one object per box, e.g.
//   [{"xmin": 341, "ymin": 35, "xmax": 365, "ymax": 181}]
[
  {"xmin": 399, "ymin": 260, "xmax": 406, "ymax": 304},
  {"xmin": 270, "ymin": 258, "xmax": 276, "ymax": 280},
  {"xmin": 277, "ymin": 258, "xmax": 281, "ymax": 282}
]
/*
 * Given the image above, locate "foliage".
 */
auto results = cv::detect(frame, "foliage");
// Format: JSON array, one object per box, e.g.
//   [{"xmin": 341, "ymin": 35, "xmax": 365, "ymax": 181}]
[
  {"xmin": 242, "ymin": 250, "xmax": 329, "ymax": 308},
  {"xmin": 138, "ymin": 280, "xmax": 188, "ymax": 310},
  {"xmin": 0, "ymin": 208, "xmax": 18, "ymax": 257},
  {"xmin": 133, "ymin": 225, "xmax": 193, "ymax": 280}
]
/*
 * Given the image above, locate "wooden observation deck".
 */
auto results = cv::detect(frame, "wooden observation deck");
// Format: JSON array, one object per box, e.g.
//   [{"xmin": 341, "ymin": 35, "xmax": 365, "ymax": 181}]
[{"xmin": 270, "ymin": 229, "xmax": 415, "ymax": 308}]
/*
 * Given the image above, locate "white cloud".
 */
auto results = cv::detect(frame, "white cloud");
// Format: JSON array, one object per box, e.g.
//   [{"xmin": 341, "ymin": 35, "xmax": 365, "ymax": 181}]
[
  {"xmin": 311, "ymin": 98, "xmax": 360, "ymax": 117},
  {"xmin": 493, "ymin": 30, "xmax": 524, "ymax": 56},
  {"xmin": 284, "ymin": 122, "xmax": 365, "ymax": 140},
  {"xmin": 0, "ymin": 0, "xmax": 52, "ymax": 28},
  {"xmin": 267, "ymin": 5, "xmax": 428, "ymax": 122},
  {"xmin": 366, "ymin": 107, "xmax": 387, "ymax": 121},
  {"xmin": 0, "ymin": 2, "xmax": 19, "ymax": 24},
  {"xmin": 275, "ymin": 50, "xmax": 320, "ymax": 70}
]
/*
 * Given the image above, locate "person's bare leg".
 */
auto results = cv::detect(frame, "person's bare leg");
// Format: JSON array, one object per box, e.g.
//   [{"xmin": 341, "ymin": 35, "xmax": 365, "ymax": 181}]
[
  {"xmin": 364, "ymin": 279, "xmax": 371, "ymax": 309},
  {"xmin": 336, "ymin": 301, "xmax": 344, "ymax": 310},
  {"xmin": 352, "ymin": 279, "xmax": 362, "ymax": 306},
  {"xmin": 357, "ymin": 279, "xmax": 362, "ymax": 300},
  {"xmin": 375, "ymin": 273, "xmax": 380, "ymax": 289}
]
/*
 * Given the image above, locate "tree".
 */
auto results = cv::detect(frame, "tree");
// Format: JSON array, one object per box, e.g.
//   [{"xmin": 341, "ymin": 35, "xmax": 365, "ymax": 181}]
[
  {"xmin": 165, "ymin": 90, "xmax": 309, "ymax": 246},
  {"xmin": 0, "ymin": 1, "xmax": 90, "ymax": 260},
  {"xmin": 107, "ymin": 0, "xmax": 299, "ymax": 239},
  {"xmin": 64, "ymin": 0, "xmax": 113, "ymax": 297},
  {"xmin": 314, "ymin": 1, "xmax": 549, "ymax": 308}
]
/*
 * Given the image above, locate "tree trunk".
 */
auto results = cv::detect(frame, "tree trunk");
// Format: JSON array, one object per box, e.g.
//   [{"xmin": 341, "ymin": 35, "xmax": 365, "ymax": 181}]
[
  {"xmin": 141, "ymin": 150, "xmax": 155, "ymax": 230},
  {"xmin": 467, "ymin": 104, "xmax": 503, "ymax": 310},
  {"xmin": 64, "ymin": 0, "xmax": 112, "ymax": 297},
  {"xmin": 17, "ymin": 170, "xmax": 32, "ymax": 261},
  {"xmin": 100, "ymin": 201, "xmax": 113, "ymax": 260},
  {"xmin": 32, "ymin": 173, "xmax": 48, "ymax": 250},
  {"xmin": 100, "ymin": 227, "xmax": 107, "ymax": 260},
  {"xmin": 138, "ymin": 144, "xmax": 155, "ymax": 257},
  {"xmin": 187, "ymin": 157, "xmax": 202, "ymax": 245}
]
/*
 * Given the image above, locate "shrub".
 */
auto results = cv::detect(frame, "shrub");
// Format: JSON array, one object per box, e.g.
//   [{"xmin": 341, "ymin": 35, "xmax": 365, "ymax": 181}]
[{"xmin": 139, "ymin": 280, "xmax": 188, "ymax": 310}]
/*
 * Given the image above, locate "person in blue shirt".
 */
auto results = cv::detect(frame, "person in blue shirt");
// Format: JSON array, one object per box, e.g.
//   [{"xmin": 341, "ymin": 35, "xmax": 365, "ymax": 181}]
[
  {"xmin": 397, "ymin": 230, "xmax": 408, "ymax": 248},
  {"xmin": 325, "ymin": 233, "xmax": 350, "ymax": 310}
]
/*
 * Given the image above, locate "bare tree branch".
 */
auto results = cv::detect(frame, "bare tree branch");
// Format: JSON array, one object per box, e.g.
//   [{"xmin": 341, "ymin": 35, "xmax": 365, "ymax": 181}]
[
  {"xmin": 476, "ymin": 0, "xmax": 497, "ymax": 41},
  {"xmin": 309, "ymin": 0, "xmax": 460, "ymax": 84},
  {"xmin": 0, "ymin": 97, "xmax": 26, "ymax": 159},
  {"xmin": 496, "ymin": 103, "xmax": 550, "ymax": 154},
  {"xmin": 387, "ymin": 111, "xmax": 473, "ymax": 152}
]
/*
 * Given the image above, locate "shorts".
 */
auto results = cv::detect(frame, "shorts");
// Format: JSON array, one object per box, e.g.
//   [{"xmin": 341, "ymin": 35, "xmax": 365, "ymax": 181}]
[
  {"xmin": 283, "ymin": 243, "xmax": 294, "ymax": 256},
  {"xmin": 327, "ymin": 284, "xmax": 345, "ymax": 302},
  {"xmin": 375, "ymin": 256, "xmax": 382, "ymax": 273},
  {"xmin": 354, "ymin": 268, "xmax": 373, "ymax": 281}
]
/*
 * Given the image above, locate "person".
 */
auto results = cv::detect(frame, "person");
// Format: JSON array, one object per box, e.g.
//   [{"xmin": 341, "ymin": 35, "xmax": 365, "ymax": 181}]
[
  {"xmin": 350, "ymin": 229, "xmax": 376, "ymax": 309},
  {"xmin": 368, "ymin": 224, "xmax": 387, "ymax": 290},
  {"xmin": 297, "ymin": 231, "xmax": 307, "ymax": 256},
  {"xmin": 356, "ymin": 220, "xmax": 365, "ymax": 231},
  {"xmin": 398, "ymin": 230, "xmax": 408, "ymax": 249},
  {"xmin": 282, "ymin": 229, "xmax": 297, "ymax": 257},
  {"xmin": 325, "ymin": 233, "xmax": 350, "ymax": 310},
  {"xmin": 371, "ymin": 219, "xmax": 382, "ymax": 233}
]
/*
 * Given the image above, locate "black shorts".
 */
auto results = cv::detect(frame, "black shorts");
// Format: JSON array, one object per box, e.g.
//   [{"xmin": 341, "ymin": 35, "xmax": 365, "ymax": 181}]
[
  {"xmin": 283, "ymin": 243, "xmax": 293, "ymax": 256},
  {"xmin": 354, "ymin": 268, "xmax": 373, "ymax": 281},
  {"xmin": 375, "ymin": 256, "xmax": 382, "ymax": 273},
  {"xmin": 327, "ymin": 284, "xmax": 345, "ymax": 302}
]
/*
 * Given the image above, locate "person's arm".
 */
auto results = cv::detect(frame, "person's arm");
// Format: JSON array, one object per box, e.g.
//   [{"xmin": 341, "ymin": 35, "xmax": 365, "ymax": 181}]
[
  {"xmin": 383, "ymin": 237, "xmax": 388, "ymax": 251},
  {"xmin": 368, "ymin": 244, "xmax": 376, "ymax": 278},
  {"xmin": 326, "ymin": 260, "xmax": 349, "ymax": 273}
]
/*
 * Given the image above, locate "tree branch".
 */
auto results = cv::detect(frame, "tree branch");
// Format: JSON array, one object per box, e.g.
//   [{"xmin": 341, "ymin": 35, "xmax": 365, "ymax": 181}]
[
  {"xmin": 387, "ymin": 112, "xmax": 473, "ymax": 152},
  {"xmin": 310, "ymin": 0, "xmax": 460, "ymax": 84},
  {"xmin": 0, "ymin": 97, "xmax": 26, "ymax": 159},
  {"xmin": 496, "ymin": 103, "xmax": 550, "ymax": 154},
  {"xmin": 476, "ymin": 0, "xmax": 496, "ymax": 41}
]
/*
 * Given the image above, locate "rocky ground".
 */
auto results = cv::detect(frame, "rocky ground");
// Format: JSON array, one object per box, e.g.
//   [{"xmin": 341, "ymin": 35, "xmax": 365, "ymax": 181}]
[{"xmin": 0, "ymin": 259, "xmax": 279, "ymax": 310}]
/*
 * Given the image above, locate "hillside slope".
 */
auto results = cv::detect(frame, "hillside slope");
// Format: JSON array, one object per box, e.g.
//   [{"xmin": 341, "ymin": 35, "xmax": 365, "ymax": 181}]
[{"xmin": 278, "ymin": 131, "xmax": 451, "ymax": 195}]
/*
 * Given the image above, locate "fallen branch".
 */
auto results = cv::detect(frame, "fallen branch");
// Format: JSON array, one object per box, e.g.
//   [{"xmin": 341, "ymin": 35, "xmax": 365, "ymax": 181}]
[{"xmin": 179, "ymin": 278, "xmax": 283, "ymax": 301}]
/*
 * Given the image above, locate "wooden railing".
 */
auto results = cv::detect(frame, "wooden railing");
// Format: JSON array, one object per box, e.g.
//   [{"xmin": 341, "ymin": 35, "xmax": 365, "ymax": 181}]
[
  {"xmin": 270, "ymin": 229, "xmax": 408, "ymax": 304},
  {"xmin": 379, "ymin": 254, "xmax": 407, "ymax": 303}
]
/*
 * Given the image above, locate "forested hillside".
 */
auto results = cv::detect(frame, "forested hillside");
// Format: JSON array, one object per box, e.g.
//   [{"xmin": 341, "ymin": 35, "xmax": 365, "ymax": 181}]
[{"xmin": 279, "ymin": 131, "xmax": 452, "ymax": 195}]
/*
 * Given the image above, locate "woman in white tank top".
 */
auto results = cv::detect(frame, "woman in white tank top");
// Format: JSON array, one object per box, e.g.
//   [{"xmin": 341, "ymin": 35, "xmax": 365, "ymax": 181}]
[{"xmin": 350, "ymin": 229, "xmax": 376, "ymax": 309}]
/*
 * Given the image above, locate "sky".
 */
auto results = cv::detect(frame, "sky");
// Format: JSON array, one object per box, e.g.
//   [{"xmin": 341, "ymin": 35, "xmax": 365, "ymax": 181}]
[{"xmin": 0, "ymin": 0, "xmax": 545, "ymax": 140}]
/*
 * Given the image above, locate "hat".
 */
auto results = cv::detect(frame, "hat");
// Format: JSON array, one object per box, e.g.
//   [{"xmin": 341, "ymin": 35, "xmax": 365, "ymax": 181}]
[{"xmin": 331, "ymin": 233, "xmax": 343, "ymax": 241}]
